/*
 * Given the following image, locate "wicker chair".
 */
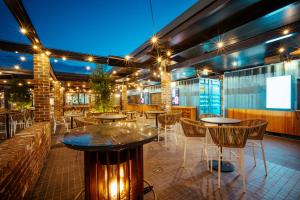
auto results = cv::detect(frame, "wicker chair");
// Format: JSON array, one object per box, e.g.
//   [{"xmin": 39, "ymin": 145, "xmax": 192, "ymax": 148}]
[
  {"xmin": 180, "ymin": 118, "xmax": 210, "ymax": 168},
  {"xmin": 10, "ymin": 113, "xmax": 25, "ymax": 135},
  {"xmin": 207, "ymin": 125, "xmax": 253, "ymax": 192},
  {"xmin": 239, "ymin": 119, "xmax": 268, "ymax": 175},
  {"xmin": 158, "ymin": 113, "xmax": 177, "ymax": 145},
  {"xmin": 74, "ymin": 117, "xmax": 97, "ymax": 128},
  {"xmin": 0, "ymin": 114, "xmax": 6, "ymax": 138}
]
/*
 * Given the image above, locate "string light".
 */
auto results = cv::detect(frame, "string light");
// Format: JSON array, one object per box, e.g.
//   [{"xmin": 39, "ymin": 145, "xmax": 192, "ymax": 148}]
[
  {"xmin": 54, "ymin": 59, "xmax": 58, "ymax": 63},
  {"xmin": 35, "ymin": 38, "xmax": 39, "ymax": 43},
  {"xmin": 153, "ymin": 72, "xmax": 157, "ymax": 76},
  {"xmin": 45, "ymin": 51, "xmax": 51, "ymax": 56},
  {"xmin": 148, "ymin": 79, "xmax": 150, "ymax": 82},
  {"xmin": 14, "ymin": 65, "xmax": 20, "ymax": 70},
  {"xmin": 0, "ymin": 72, "xmax": 2, "ymax": 75},
  {"xmin": 217, "ymin": 41, "xmax": 224, "ymax": 48},
  {"xmin": 151, "ymin": 36, "xmax": 158, "ymax": 44},
  {"xmin": 157, "ymin": 56, "xmax": 162, "ymax": 62},
  {"xmin": 15, "ymin": 51, "xmax": 19, "ymax": 54},
  {"xmin": 125, "ymin": 55, "xmax": 131, "ymax": 61},
  {"xmin": 62, "ymin": 56, "xmax": 67, "ymax": 61},
  {"xmin": 3, "ymin": 80, "xmax": 7, "ymax": 83},
  {"xmin": 202, "ymin": 69, "xmax": 209, "ymax": 75},
  {"xmin": 33, "ymin": 45, "xmax": 38, "ymax": 50},
  {"xmin": 20, "ymin": 56, "xmax": 26, "ymax": 61},
  {"xmin": 113, "ymin": 70, "xmax": 117, "ymax": 74},
  {"xmin": 159, "ymin": 67, "xmax": 162, "ymax": 71},
  {"xmin": 18, "ymin": 83, "xmax": 23, "ymax": 86},
  {"xmin": 232, "ymin": 61, "xmax": 237, "ymax": 66},
  {"xmin": 86, "ymin": 66, "xmax": 91, "ymax": 70},
  {"xmin": 27, "ymin": 81, "xmax": 31, "ymax": 84},
  {"xmin": 135, "ymin": 72, "xmax": 139, "ymax": 76},
  {"xmin": 283, "ymin": 29, "xmax": 289, "ymax": 35},
  {"xmin": 20, "ymin": 27, "xmax": 27, "ymax": 34},
  {"xmin": 88, "ymin": 56, "xmax": 93, "ymax": 62},
  {"xmin": 166, "ymin": 50, "xmax": 172, "ymax": 57},
  {"xmin": 279, "ymin": 47, "xmax": 285, "ymax": 53}
]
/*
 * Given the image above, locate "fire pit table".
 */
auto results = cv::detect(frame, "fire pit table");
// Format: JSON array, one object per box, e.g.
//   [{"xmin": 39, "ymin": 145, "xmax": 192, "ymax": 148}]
[{"xmin": 62, "ymin": 122, "xmax": 158, "ymax": 200}]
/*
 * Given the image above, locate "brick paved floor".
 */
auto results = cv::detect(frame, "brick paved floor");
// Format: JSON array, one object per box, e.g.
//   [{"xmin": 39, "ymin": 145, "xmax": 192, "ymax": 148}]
[{"xmin": 31, "ymin": 120, "xmax": 300, "ymax": 200}]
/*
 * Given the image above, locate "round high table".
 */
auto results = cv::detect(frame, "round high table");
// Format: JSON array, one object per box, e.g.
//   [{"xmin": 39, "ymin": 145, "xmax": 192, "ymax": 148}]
[
  {"xmin": 124, "ymin": 111, "xmax": 136, "ymax": 120},
  {"xmin": 201, "ymin": 117, "xmax": 241, "ymax": 173},
  {"xmin": 62, "ymin": 122, "xmax": 158, "ymax": 200},
  {"xmin": 145, "ymin": 110, "xmax": 166, "ymax": 128},
  {"xmin": 94, "ymin": 114, "xmax": 127, "ymax": 122},
  {"xmin": 64, "ymin": 114, "xmax": 83, "ymax": 129}
]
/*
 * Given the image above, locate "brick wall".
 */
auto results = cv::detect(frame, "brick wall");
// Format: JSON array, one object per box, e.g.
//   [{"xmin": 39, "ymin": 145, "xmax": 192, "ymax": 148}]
[
  {"xmin": 0, "ymin": 122, "xmax": 51, "ymax": 199},
  {"xmin": 53, "ymin": 81, "xmax": 64, "ymax": 119},
  {"xmin": 160, "ymin": 60, "xmax": 172, "ymax": 111},
  {"xmin": 34, "ymin": 53, "xmax": 51, "ymax": 122},
  {"xmin": 121, "ymin": 84, "xmax": 128, "ymax": 110}
]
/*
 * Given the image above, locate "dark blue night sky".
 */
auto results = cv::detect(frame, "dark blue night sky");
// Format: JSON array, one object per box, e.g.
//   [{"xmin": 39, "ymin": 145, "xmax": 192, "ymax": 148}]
[
  {"xmin": 1, "ymin": 0, "xmax": 196, "ymax": 56},
  {"xmin": 0, "ymin": 0, "xmax": 196, "ymax": 74}
]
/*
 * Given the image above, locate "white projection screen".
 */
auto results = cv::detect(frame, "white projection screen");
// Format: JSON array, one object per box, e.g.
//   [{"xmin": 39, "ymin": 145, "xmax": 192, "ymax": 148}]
[{"xmin": 266, "ymin": 75, "xmax": 291, "ymax": 109}]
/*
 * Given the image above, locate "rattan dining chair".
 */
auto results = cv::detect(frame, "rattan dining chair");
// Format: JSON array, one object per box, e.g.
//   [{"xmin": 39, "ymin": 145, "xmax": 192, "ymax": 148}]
[
  {"xmin": 207, "ymin": 125, "xmax": 250, "ymax": 192},
  {"xmin": 172, "ymin": 111, "xmax": 182, "ymax": 135},
  {"xmin": 239, "ymin": 119, "xmax": 268, "ymax": 176},
  {"xmin": 180, "ymin": 118, "xmax": 210, "ymax": 169},
  {"xmin": 158, "ymin": 113, "xmax": 177, "ymax": 145}
]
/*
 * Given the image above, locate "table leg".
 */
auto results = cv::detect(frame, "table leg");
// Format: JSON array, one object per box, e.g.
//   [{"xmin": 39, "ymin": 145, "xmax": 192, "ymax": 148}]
[
  {"xmin": 6, "ymin": 113, "xmax": 10, "ymax": 139},
  {"xmin": 71, "ymin": 116, "xmax": 73, "ymax": 129},
  {"xmin": 155, "ymin": 115, "xmax": 158, "ymax": 128},
  {"xmin": 211, "ymin": 147, "xmax": 235, "ymax": 172}
]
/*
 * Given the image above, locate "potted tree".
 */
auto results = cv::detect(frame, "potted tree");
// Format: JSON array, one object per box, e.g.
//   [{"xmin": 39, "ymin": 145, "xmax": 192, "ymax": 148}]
[
  {"xmin": 90, "ymin": 65, "xmax": 114, "ymax": 112},
  {"xmin": 5, "ymin": 79, "xmax": 32, "ymax": 111}
]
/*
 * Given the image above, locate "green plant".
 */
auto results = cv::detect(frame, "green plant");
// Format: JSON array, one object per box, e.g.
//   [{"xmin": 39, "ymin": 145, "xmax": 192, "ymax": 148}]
[
  {"xmin": 5, "ymin": 79, "xmax": 32, "ymax": 110},
  {"xmin": 90, "ymin": 65, "xmax": 114, "ymax": 112}
]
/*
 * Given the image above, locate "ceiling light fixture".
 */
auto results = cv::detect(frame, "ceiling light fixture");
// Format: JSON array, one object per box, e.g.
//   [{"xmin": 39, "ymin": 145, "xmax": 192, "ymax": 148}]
[
  {"xmin": 265, "ymin": 34, "xmax": 294, "ymax": 44},
  {"xmin": 20, "ymin": 56, "xmax": 26, "ymax": 61}
]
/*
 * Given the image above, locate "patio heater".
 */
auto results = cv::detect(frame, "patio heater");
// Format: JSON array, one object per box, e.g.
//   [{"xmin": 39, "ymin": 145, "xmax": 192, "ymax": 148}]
[
  {"xmin": 62, "ymin": 123, "xmax": 157, "ymax": 200},
  {"xmin": 84, "ymin": 147, "xmax": 144, "ymax": 199}
]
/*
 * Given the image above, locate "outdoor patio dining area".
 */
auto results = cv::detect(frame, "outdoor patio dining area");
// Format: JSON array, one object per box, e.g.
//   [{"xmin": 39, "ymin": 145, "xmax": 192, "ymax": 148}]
[{"xmin": 1, "ymin": 0, "xmax": 300, "ymax": 200}]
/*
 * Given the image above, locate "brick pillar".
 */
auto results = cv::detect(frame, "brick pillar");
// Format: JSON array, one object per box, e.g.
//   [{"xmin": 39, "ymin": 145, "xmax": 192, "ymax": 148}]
[
  {"xmin": 160, "ymin": 60, "xmax": 172, "ymax": 111},
  {"xmin": 53, "ymin": 81, "xmax": 64, "ymax": 119},
  {"xmin": 121, "ymin": 84, "xmax": 127, "ymax": 110},
  {"xmin": 34, "ymin": 53, "xmax": 51, "ymax": 122}
]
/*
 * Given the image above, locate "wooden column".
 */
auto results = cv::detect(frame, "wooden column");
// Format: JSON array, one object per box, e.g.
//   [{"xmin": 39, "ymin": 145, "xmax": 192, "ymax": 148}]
[{"xmin": 33, "ymin": 53, "xmax": 51, "ymax": 122}]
